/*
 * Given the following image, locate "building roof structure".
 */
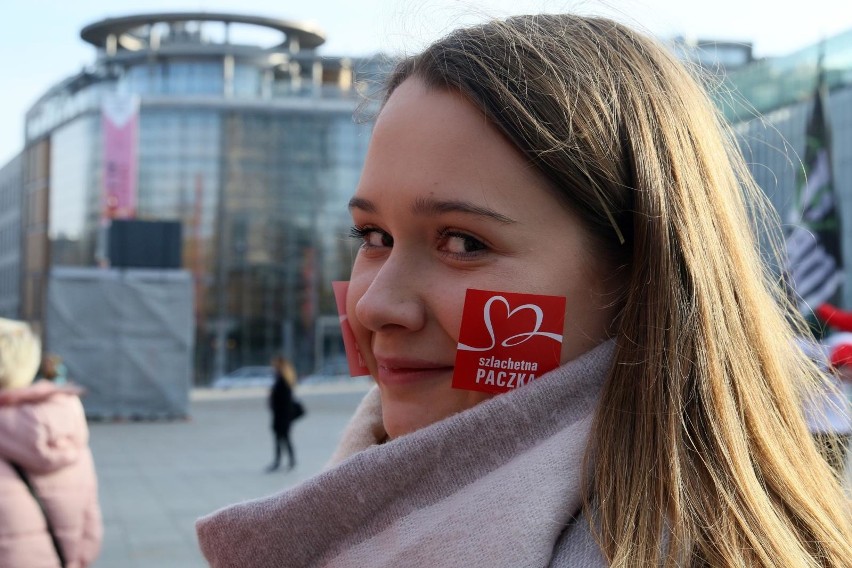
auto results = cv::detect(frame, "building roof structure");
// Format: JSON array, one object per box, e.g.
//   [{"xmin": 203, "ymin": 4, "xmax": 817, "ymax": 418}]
[{"xmin": 80, "ymin": 12, "xmax": 326, "ymax": 52}]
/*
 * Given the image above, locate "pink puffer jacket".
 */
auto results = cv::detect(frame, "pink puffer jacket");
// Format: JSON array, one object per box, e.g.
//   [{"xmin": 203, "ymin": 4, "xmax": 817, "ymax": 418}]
[{"xmin": 0, "ymin": 381, "xmax": 102, "ymax": 568}]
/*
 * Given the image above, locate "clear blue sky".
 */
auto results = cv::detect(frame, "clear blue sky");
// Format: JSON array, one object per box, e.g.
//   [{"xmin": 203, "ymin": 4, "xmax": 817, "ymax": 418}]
[{"xmin": 2, "ymin": 0, "xmax": 851, "ymax": 165}]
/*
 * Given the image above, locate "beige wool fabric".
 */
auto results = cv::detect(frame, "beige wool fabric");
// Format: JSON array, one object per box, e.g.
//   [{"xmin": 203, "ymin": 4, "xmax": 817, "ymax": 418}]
[
  {"xmin": 197, "ymin": 341, "xmax": 614, "ymax": 568},
  {"xmin": 0, "ymin": 318, "xmax": 41, "ymax": 391}
]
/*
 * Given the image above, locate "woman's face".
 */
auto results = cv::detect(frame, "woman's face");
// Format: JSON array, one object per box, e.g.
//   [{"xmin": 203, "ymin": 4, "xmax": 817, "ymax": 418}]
[{"xmin": 347, "ymin": 78, "xmax": 621, "ymax": 438}]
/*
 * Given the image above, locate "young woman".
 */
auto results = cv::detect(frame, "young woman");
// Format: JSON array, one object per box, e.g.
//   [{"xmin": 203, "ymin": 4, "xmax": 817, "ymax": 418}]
[
  {"xmin": 266, "ymin": 355, "xmax": 299, "ymax": 472},
  {"xmin": 198, "ymin": 14, "xmax": 852, "ymax": 567}
]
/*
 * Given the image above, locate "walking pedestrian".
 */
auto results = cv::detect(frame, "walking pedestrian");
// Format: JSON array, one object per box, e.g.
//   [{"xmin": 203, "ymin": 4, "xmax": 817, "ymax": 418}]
[
  {"xmin": 198, "ymin": 13, "xmax": 852, "ymax": 567},
  {"xmin": 266, "ymin": 356, "xmax": 299, "ymax": 472},
  {"xmin": 0, "ymin": 318, "xmax": 103, "ymax": 567}
]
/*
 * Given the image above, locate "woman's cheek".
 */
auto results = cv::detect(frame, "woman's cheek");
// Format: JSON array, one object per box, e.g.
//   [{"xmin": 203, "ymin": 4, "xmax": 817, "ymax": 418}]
[{"xmin": 441, "ymin": 286, "xmax": 478, "ymax": 345}]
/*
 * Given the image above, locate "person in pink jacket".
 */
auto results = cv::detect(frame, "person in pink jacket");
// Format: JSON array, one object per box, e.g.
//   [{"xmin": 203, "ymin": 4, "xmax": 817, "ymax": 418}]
[{"xmin": 0, "ymin": 318, "xmax": 102, "ymax": 567}]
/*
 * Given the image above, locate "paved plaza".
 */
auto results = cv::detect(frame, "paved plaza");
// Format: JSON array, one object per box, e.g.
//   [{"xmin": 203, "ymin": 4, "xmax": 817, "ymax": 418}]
[
  {"xmin": 89, "ymin": 384, "xmax": 371, "ymax": 568},
  {"xmin": 87, "ymin": 382, "xmax": 852, "ymax": 568}
]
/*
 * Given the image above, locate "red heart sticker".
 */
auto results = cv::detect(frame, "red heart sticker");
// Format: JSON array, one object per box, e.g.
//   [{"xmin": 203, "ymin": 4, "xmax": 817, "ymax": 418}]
[
  {"xmin": 452, "ymin": 289, "xmax": 566, "ymax": 394},
  {"xmin": 332, "ymin": 281, "xmax": 371, "ymax": 377}
]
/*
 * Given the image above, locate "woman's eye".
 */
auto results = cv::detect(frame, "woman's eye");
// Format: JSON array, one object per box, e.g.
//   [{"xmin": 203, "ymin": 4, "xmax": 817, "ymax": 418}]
[
  {"xmin": 438, "ymin": 230, "xmax": 487, "ymax": 258},
  {"xmin": 349, "ymin": 226, "xmax": 393, "ymax": 248}
]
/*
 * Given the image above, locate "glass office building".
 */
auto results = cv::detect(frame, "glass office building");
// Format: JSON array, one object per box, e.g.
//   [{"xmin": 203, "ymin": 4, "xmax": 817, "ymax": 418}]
[
  {"xmin": 0, "ymin": 153, "xmax": 23, "ymax": 319},
  {"xmin": 17, "ymin": 13, "xmax": 382, "ymax": 380}
]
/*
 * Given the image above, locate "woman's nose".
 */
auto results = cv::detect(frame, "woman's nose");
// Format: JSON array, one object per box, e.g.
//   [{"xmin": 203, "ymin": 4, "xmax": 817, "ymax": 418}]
[{"xmin": 354, "ymin": 252, "xmax": 427, "ymax": 333}]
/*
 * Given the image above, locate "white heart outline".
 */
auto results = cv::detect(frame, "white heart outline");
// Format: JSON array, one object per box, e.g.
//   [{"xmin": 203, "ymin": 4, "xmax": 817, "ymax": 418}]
[{"xmin": 457, "ymin": 295, "xmax": 563, "ymax": 352}]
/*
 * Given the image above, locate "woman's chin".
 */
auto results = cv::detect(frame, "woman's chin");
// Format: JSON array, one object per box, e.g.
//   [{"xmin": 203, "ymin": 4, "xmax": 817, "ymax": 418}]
[
  {"xmin": 381, "ymin": 407, "xmax": 435, "ymax": 439},
  {"xmin": 379, "ymin": 386, "xmax": 494, "ymax": 439}
]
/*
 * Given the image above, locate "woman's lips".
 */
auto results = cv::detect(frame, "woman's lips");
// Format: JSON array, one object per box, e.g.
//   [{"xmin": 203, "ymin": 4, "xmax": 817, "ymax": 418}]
[{"xmin": 374, "ymin": 357, "xmax": 455, "ymax": 386}]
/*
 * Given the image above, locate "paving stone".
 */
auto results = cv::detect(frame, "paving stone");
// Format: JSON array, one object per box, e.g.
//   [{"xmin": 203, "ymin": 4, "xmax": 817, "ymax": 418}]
[{"xmin": 88, "ymin": 386, "xmax": 369, "ymax": 567}]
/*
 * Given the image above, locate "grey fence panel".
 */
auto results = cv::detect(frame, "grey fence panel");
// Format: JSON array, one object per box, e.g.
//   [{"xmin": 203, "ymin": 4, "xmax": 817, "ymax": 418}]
[{"xmin": 47, "ymin": 267, "xmax": 194, "ymax": 419}]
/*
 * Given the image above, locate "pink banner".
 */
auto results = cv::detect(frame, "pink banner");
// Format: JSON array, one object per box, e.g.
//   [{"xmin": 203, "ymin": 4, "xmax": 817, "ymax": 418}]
[{"xmin": 102, "ymin": 95, "xmax": 139, "ymax": 220}]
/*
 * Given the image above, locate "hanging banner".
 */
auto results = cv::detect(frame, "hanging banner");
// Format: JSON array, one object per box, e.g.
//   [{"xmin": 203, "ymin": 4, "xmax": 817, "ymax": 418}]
[
  {"xmin": 785, "ymin": 62, "xmax": 843, "ymax": 314},
  {"xmin": 102, "ymin": 94, "xmax": 139, "ymax": 220}
]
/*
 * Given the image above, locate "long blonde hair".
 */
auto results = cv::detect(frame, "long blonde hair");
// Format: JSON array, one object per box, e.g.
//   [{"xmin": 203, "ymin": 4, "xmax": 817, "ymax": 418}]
[
  {"xmin": 0, "ymin": 318, "xmax": 41, "ymax": 390},
  {"xmin": 384, "ymin": 14, "xmax": 852, "ymax": 567},
  {"xmin": 273, "ymin": 355, "xmax": 298, "ymax": 388}
]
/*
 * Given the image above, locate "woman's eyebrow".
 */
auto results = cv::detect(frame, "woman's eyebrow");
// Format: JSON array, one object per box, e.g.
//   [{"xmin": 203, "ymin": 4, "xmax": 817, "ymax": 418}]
[
  {"xmin": 412, "ymin": 196, "xmax": 516, "ymax": 224},
  {"xmin": 348, "ymin": 195, "xmax": 517, "ymax": 224},
  {"xmin": 348, "ymin": 197, "xmax": 377, "ymax": 213}
]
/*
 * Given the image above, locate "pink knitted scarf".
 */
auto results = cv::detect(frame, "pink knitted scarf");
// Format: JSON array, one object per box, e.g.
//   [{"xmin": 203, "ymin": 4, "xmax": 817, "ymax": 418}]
[{"xmin": 197, "ymin": 341, "xmax": 614, "ymax": 567}]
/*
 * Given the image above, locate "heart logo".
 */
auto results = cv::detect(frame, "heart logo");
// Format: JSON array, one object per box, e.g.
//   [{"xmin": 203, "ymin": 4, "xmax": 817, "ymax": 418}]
[{"xmin": 458, "ymin": 295, "xmax": 563, "ymax": 352}]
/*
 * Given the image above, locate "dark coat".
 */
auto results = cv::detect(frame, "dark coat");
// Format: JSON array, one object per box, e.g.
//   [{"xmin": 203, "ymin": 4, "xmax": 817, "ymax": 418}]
[{"xmin": 269, "ymin": 374, "xmax": 295, "ymax": 435}]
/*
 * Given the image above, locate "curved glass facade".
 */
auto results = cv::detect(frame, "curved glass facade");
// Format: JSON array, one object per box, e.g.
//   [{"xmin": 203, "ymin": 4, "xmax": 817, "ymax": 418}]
[
  {"xmin": 120, "ymin": 60, "xmax": 226, "ymax": 96},
  {"xmin": 21, "ymin": 14, "xmax": 381, "ymax": 381},
  {"xmin": 48, "ymin": 114, "xmax": 99, "ymax": 267}
]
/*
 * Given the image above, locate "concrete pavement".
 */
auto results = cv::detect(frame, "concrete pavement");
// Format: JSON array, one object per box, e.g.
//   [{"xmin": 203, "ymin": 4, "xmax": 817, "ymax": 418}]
[
  {"xmin": 87, "ymin": 382, "xmax": 852, "ymax": 567},
  {"xmin": 89, "ymin": 384, "xmax": 371, "ymax": 568}
]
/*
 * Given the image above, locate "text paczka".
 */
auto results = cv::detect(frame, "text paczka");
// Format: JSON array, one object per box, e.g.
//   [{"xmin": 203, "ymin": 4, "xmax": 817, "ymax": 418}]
[{"xmin": 452, "ymin": 289, "xmax": 566, "ymax": 394}]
